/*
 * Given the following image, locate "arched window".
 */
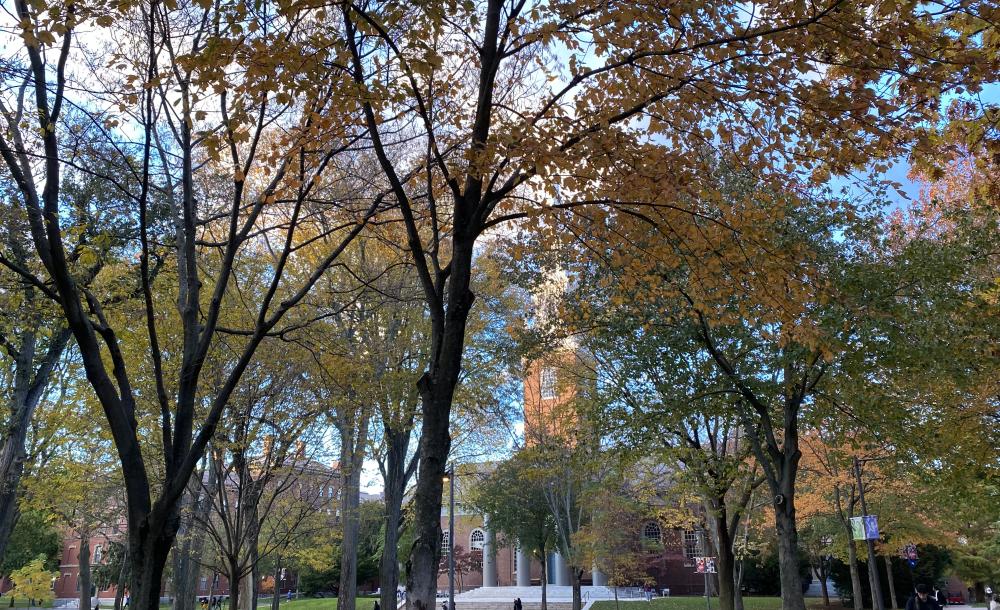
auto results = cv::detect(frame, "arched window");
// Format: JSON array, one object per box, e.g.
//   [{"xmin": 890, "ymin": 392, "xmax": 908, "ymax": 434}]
[
  {"xmin": 642, "ymin": 522, "xmax": 661, "ymax": 543},
  {"xmin": 470, "ymin": 529, "xmax": 486, "ymax": 550},
  {"xmin": 441, "ymin": 530, "xmax": 451, "ymax": 553}
]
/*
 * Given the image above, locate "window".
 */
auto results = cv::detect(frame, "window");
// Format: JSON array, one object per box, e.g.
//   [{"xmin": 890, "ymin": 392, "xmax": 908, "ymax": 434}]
[
  {"xmin": 441, "ymin": 530, "xmax": 451, "ymax": 553},
  {"xmin": 94, "ymin": 544, "xmax": 103, "ymax": 563},
  {"xmin": 642, "ymin": 522, "xmax": 661, "ymax": 543},
  {"xmin": 683, "ymin": 530, "xmax": 700, "ymax": 559},
  {"xmin": 470, "ymin": 529, "xmax": 486, "ymax": 550},
  {"xmin": 540, "ymin": 367, "xmax": 557, "ymax": 400}
]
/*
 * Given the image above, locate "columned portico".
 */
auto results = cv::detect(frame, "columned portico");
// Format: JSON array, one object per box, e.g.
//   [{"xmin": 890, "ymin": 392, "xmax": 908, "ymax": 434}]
[
  {"xmin": 591, "ymin": 565, "xmax": 607, "ymax": 586},
  {"xmin": 482, "ymin": 517, "xmax": 498, "ymax": 587},
  {"xmin": 515, "ymin": 547, "xmax": 531, "ymax": 586},
  {"xmin": 552, "ymin": 552, "xmax": 570, "ymax": 586}
]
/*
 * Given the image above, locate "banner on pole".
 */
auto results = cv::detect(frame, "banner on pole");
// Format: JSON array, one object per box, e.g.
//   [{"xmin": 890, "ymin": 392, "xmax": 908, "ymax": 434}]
[
  {"xmin": 850, "ymin": 516, "xmax": 880, "ymax": 540},
  {"xmin": 695, "ymin": 557, "xmax": 717, "ymax": 574}
]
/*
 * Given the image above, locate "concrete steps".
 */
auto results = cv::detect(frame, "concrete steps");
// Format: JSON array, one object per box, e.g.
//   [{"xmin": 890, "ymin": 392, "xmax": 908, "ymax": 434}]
[{"xmin": 455, "ymin": 603, "xmax": 575, "ymax": 610}]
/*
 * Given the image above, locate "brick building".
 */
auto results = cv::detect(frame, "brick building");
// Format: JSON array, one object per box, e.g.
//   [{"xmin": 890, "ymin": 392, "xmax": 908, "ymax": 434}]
[{"xmin": 435, "ymin": 351, "xmax": 711, "ymax": 595}]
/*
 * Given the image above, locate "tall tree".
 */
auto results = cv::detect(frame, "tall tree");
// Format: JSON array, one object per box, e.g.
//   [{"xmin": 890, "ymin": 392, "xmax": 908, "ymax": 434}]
[
  {"xmin": 0, "ymin": 3, "xmax": 390, "ymax": 607},
  {"xmin": 335, "ymin": 4, "xmax": 995, "ymax": 610}
]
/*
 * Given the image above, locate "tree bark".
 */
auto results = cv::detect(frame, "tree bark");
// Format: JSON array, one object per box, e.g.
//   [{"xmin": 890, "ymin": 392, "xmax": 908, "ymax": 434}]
[
  {"xmin": 846, "ymin": 540, "xmax": 864, "ymax": 610},
  {"xmin": 706, "ymin": 505, "xmax": 737, "ymax": 610},
  {"xmin": 80, "ymin": 535, "xmax": 93, "ymax": 610},
  {"xmin": 271, "ymin": 558, "xmax": 281, "ymax": 610},
  {"xmin": 540, "ymin": 551, "xmax": 547, "ymax": 610},
  {"xmin": 129, "ymin": 517, "xmax": 176, "ymax": 610},
  {"xmin": 773, "ymin": 498, "xmax": 806, "ymax": 610},
  {"xmin": 173, "ymin": 462, "xmax": 217, "ymax": 610},
  {"xmin": 380, "ymin": 426, "xmax": 416, "ymax": 610},
  {"xmin": 884, "ymin": 556, "xmax": 897, "ymax": 609},
  {"xmin": 818, "ymin": 562, "xmax": 830, "ymax": 606},
  {"xmin": 338, "ymin": 408, "xmax": 370, "ymax": 610},
  {"xmin": 570, "ymin": 569, "xmax": 582, "ymax": 610}
]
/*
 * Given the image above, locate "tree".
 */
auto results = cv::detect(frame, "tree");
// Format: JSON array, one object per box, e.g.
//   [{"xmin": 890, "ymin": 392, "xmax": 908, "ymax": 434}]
[
  {"xmin": 334, "ymin": 0, "xmax": 996, "ymax": 601},
  {"xmin": 469, "ymin": 455, "xmax": 557, "ymax": 610},
  {"xmin": 9, "ymin": 555, "xmax": 57, "ymax": 605},
  {"xmin": 0, "ymin": 3, "xmax": 388, "ymax": 608},
  {"xmin": 0, "ymin": 510, "xmax": 60, "ymax": 576},
  {"xmin": 575, "ymin": 485, "xmax": 655, "ymax": 610}
]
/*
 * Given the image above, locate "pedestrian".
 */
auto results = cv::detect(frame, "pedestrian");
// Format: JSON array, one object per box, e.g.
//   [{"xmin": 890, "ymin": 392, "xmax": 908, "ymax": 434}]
[
  {"xmin": 934, "ymin": 587, "xmax": 946, "ymax": 607},
  {"xmin": 990, "ymin": 596, "xmax": 1000, "ymax": 610},
  {"xmin": 906, "ymin": 584, "xmax": 943, "ymax": 610},
  {"xmin": 374, "ymin": 601, "xmax": 381, "ymax": 610},
  {"xmin": 124, "ymin": 595, "xmax": 130, "ymax": 609},
  {"xmin": 287, "ymin": 591, "xmax": 293, "ymax": 603},
  {"xmin": 514, "ymin": 598, "xmax": 522, "ymax": 610}
]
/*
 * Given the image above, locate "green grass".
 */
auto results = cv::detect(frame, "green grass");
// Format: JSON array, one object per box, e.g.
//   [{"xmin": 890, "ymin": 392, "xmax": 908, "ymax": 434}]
[
  {"xmin": 592, "ymin": 598, "xmax": 841, "ymax": 610},
  {"xmin": 153, "ymin": 595, "xmax": 381, "ymax": 610},
  {"xmin": 0, "ymin": 599, "xmax": 54, "ymax": 608},
  {"xmin": 261, "ymin": 597, "xmax": 380, "ymax": 610}
]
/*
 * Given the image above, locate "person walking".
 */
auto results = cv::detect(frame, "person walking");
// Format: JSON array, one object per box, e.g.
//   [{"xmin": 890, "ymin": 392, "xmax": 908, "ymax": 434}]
[
  {"xmin": 906, "ymin": 584, "xmax": 943, "ymax": 610},
  {"xmin": 374, "ymin": 601, "xmax": 381, "ymax": 610}
]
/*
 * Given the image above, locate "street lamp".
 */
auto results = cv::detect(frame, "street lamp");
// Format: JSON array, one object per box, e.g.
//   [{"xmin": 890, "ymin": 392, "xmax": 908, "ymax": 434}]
[
  {"xmin": 854, "ymin": 456, "xmax": 886, "ymax": 610},
  {"xmin": 443, "ymin": 466, "xmax": 456, "ymax": 610}
]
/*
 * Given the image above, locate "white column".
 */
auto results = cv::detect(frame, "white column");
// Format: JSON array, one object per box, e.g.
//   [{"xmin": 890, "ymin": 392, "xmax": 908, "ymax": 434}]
[
  {"xmin": 516, "ymin": 547, "xmax": 531, "ymax": 587},
  {"xmin": 553, "ymin": 552, "xmax": 569, "ymax": 586},
  {"xmin": 482, "ymin": 518, "xmax": 497, "ymax": 587},
  {"xmin": 591, "ymin": 565, "xmax": 607, "ymax": 587}
]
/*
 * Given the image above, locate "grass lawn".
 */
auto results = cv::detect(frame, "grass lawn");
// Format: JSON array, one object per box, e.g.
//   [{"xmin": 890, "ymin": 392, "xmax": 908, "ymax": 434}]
[
  {"xmin": 155, "ymin": 595, "xmax": 381, "ymax": 610},
  {"xmin": 592, "ymin": 598, "xmax": 842, "ymax": 610},
  {"xmin": 265, "ymin": 597, "xmax": 380, "ymax": 610},
  {"xmin": 0, "ymin": 600, "xmax": 54, "ymax": 609}
]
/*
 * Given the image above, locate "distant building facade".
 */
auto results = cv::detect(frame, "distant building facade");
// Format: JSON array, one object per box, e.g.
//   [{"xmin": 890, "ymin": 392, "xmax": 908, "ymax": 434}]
[{"xmin": 436, "ymin": 353, "xmax": 708, "ymax": 594}]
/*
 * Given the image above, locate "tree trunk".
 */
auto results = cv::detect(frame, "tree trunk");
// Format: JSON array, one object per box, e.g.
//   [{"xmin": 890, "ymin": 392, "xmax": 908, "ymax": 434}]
[
  {"xmin": 819, "ymin": 563, "xmax": 830, "ymax": 606},
  {"xmin": 380, "ymin": 426, "xmax": 412, "ymax": 610},
  {"xmin": 338, "ymin": 409, "xmax": 370, "ymax": 610},
  {"xmin": 846, "ymin": 540, "xmax": 864, "ymax": 610},
  {"xmin": 706, "ymin": 508, "xmax": 736, "ymax": 610},
  {"xmin": 570, "ymin": 569, "xmax": 582, "ymax": 610},
  {"xmin": 271, "ymin": 558, "xmax": 281, "ymax": 610},
  {"xmin": 884, "ymin": 556, "xmax": 897, "ymax": 609},
  {"xmin": 540, "ymin": 552, "xmax": 547, "ymax": 610},
  {"xmin": 406, "ymin": 392, "xmax": 454, "ymax": 610},
  {"xmin": 405, "ymin": 239, "xmax": 476, "ymax": 610},
  {"xmin": 773, "ymin": 502, "xmax": 805, "ymax": 610},
  {"xmin": 734, "ymin": 557, "xmax": 745, "ymax": 610},
  {"xmin": 129, "ymin": 518, "xmax": 177, "ymax": 610},
  {"xmin": 173, "ymin": 465, "xmax": 216, "ymax": 610},
  {"xmin": 228, "ymin": 560, "xmax": 241, "ymax": 610},
  {"xmin": 80, "ymin": 535, "xmax": 93, "ymax": 610}
]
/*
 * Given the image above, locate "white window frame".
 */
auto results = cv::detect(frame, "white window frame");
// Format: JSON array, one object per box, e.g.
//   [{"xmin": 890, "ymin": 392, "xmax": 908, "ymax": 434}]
[
  {"xmin": 442, "ymin": 530, "xmax": 451, "ymax": 553},
  {"xmin": 540, "ymin": 367, "xmax": 558, "ymax": 400},
  {"xmin": 470, "ymin": 528, "xmax": 486, "ymax": 550},
  {"xmin": 683, "ymin": 530, "xmax": 700, "ymax": 559}
]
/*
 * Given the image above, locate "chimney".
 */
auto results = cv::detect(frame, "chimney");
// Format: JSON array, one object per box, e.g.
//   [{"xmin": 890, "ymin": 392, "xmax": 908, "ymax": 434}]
[{"xmin": 295, "ymin": 440, "xmax": 306, "ymax": 459}]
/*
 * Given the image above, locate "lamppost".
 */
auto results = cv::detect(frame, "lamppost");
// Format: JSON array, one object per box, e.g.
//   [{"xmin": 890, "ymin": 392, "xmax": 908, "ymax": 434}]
[
  {"xmin": 443, "ymin": 466, "xmax": 456, "ymax": 610},
  {"xmin": 854, "ymin": 456, "xmax": 885, "ymax": 610}
]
